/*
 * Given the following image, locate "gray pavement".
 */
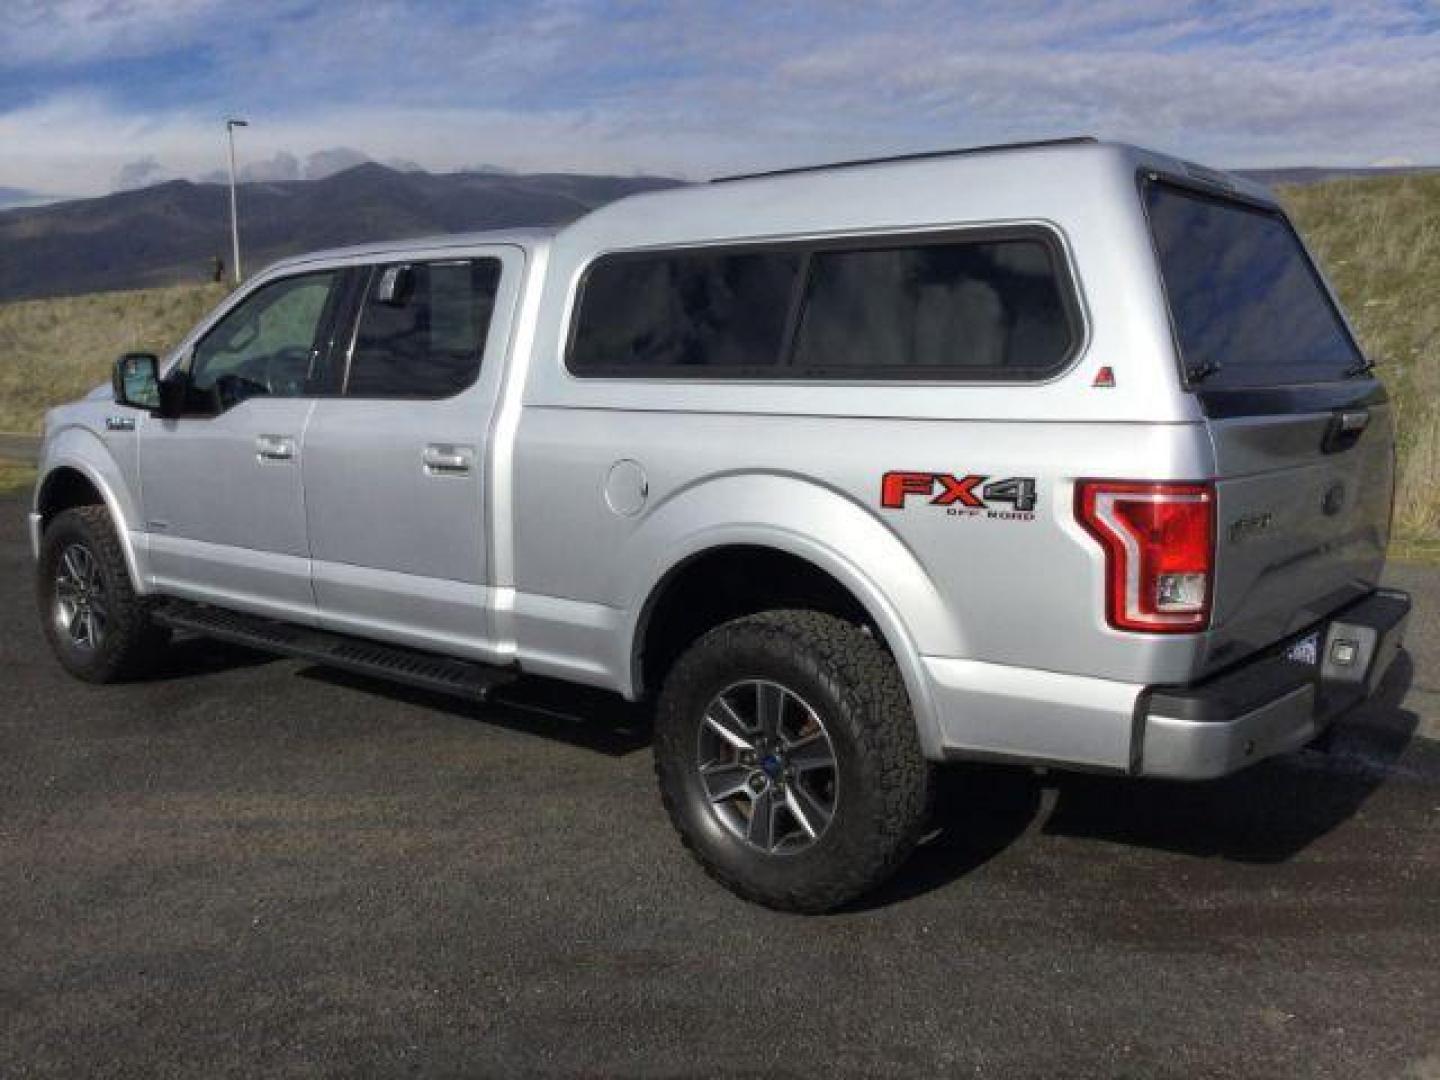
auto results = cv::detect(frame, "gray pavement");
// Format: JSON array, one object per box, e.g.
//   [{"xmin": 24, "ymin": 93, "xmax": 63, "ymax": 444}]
[{"xmin": 2, "ymin": 496, "xmax": 1437, "ymax": 1078}]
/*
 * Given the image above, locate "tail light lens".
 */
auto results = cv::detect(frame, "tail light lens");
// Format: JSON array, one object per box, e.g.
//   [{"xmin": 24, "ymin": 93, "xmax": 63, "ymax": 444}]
[{"xmin": 1076, "ymin": 480, "xmax": 1215, "ymax": 633}]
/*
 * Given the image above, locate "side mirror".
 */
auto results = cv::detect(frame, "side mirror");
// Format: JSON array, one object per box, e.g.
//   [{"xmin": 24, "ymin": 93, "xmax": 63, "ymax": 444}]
[{"xmin": 113, "ymin": 352, "xmax": 160, "ymax": 411}]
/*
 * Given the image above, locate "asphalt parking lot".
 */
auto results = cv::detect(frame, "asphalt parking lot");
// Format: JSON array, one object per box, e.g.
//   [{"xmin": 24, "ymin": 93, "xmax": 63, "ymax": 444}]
[{"xmin": 2, "ymin": 492, "xmax": 1437, "ymax": 1078}]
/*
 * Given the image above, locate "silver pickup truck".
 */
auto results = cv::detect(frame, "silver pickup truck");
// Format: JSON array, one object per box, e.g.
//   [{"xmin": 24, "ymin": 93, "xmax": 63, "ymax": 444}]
[{"xmin": 31, "ymin": 138, "xmax": 1411, "ymax": 911}]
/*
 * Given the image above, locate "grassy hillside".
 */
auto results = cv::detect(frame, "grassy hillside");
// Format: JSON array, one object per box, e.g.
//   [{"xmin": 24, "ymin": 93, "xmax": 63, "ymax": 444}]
[
  {"xmin": 0, "ymin": 282, "xmax": 228, "ymax": 433},
  {"xmin": 0, "ymin": 459, "xmax": 35, "ymax": 496},
  {"xmin": 0, "ymin": 175, "xmax": 1434, "ymax": 552},
  {"xmin": 1281, "ymin": 175, "xmax": 1440, "ymax": 552}
]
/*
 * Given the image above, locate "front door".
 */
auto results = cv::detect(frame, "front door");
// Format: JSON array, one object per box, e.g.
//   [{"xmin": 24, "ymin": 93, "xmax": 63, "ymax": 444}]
[
  {"xmin": 302, "ymin": 248, "xmax": 521, "ymax": 661},
  {"xmin": 139, "ymin": 268, "xmax": 348, "ymax": 622}
]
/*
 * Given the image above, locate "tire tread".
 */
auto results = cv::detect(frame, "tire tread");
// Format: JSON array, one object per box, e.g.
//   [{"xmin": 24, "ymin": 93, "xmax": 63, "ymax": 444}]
[{"xmin": 654, "ymin": 609, "xmax": 932, "ymax": 913}]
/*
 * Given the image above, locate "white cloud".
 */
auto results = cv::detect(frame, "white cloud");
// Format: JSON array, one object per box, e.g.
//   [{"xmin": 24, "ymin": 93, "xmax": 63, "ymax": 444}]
[
  {"xmin": 0, "ymin": 1, "xmax": 1437, "ymax": 196},
  {"xmin": 111, "ymin": 155, "xmax": 169, "ymax": 190},
  {"xmin": 0, "ymin": 0, "xmax": 231, "ymax": 67},
  {"xmin": 240, "ymin": 150, "xmax": 301, "ymax": 183}
]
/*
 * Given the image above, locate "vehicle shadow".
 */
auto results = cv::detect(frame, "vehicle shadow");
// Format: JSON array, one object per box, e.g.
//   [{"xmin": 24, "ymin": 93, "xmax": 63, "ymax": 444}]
[
  {"xmin": 137, "ymin": 635, "xmax": 281, "ymax": 680},
  {"xmin": 1041, "ymin": 652, "xmax": 1419, "ymax": 863},
  {"xmin": 142, "ymin": 626, "xmax": 1421, "ymax": 903},
  {"xmin": 298, "ymin": 666, "xmax": 654, "ymax": 757},
  {"xmin": 853, "ymin": 652, "xmax": 1419, "ymax": 910},
  {"xmin": 849, "ymin": 762, "xmax": 1049, "ymax": 911}
]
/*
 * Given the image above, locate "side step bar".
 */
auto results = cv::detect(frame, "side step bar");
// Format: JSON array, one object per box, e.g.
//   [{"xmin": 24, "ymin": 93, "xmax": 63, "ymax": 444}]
[{"xmin": 153, "ymin": 601, "xmax": 517, "ymax": 702}]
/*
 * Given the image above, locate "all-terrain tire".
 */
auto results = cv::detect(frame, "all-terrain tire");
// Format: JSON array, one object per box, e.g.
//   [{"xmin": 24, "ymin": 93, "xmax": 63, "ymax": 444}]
[
  {"xmin": 37, "ymin": 505, "xmax": 170, "ymax": 683},
  {"xmin": 654, "ymin": 610, "xmax": 933, "ymax": 913}
]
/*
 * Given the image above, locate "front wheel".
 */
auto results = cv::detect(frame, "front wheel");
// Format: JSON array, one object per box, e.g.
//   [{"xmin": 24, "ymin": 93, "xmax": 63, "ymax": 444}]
[
  {"xmin": 654, "ymin": 610, "xmax": 933, "ymax": 913},
  {"xmin": 37, "ymin": 505, "xmax": 169, "ymax": 683}
]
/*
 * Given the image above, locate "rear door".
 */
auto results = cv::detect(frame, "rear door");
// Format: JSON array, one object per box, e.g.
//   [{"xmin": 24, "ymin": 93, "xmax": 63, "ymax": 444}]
[
  {"xmin": 1144, "ymin": 178, "xmax": 1394, "ymax": 669},
  {"xmin": 301, "ymin": 247, "xmax": 522, "ymax": 662}
]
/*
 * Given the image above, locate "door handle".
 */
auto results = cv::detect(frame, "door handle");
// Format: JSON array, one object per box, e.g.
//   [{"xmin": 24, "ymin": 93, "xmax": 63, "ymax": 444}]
[
  {"xmin": 423, "ymin": 444, "xmax": 475, "ymax": 476},
  {"xmin": 1322, "ymin": 408, "xmax": 1370, "ymax": 454},
  {"xmin": 256, "ymin": 434, "xmax": 297, "ymax": 462}
]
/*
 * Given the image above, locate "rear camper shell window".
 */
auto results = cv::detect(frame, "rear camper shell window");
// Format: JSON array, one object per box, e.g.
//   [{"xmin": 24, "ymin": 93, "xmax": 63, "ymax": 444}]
[
  {"xmin": 566, "ymin": 228, "xmax": 1082, "ymax": 382},
  {"xmin": 1142, "ymin": 176, "xmax": 1366, "ymax": 390}
]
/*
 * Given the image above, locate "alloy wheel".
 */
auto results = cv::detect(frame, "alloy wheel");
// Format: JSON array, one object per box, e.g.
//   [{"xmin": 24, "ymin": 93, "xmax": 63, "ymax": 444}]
[
  {"xmin": 53, "ymin": 542, "xmax": 108, "ymax": 652},
  {"xmin": 695, "ymin": 679, "xmax": 839, "ymax": 854}
]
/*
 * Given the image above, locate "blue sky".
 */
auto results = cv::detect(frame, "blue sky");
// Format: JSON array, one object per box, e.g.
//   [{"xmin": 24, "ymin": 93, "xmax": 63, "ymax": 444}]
[{"xmin": 2, "ymin": 0, "xmax": 1438, "ymax": 199}]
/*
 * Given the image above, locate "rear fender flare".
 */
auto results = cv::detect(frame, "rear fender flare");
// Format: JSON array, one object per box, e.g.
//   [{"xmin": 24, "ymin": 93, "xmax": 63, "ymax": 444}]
[{"xmin": 616, "ymin": 473, "xmax": 968, "ymax": 758}]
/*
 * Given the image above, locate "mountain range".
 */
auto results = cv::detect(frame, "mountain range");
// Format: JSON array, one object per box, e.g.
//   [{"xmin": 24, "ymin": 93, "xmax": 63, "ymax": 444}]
[
  {"xmin": 0, "ymin": 165, "xmax": 678, "ymax": 303},
  {"xmin": 2, "ymin": 159, "xmax": 1436, "ymax": 304}
]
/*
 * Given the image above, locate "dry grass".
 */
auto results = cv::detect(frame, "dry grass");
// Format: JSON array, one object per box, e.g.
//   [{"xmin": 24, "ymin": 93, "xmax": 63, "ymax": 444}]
[
  {"xmin": 0, "ymin": 282, "xmax": 229, "ymax": 433},
  {"xmin": 0, "ymin": 459, "xmax": 37, "ymax": 497},
  {"xmin": 1281, "ymin": 174, "xmax": 1440, "ymax": 549}
]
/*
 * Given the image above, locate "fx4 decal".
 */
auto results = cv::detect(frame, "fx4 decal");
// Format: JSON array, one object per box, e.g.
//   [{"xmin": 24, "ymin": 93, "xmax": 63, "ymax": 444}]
[{"xmin": 880, "ymin": 472, "xmax": 1038, "ymax": 519}]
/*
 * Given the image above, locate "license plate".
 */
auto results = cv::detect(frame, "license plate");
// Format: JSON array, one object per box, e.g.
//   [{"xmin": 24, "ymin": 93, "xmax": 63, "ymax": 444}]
[{"xmin": 1285, "ymin": 631, "xmax": 1320, "ymax": 667}]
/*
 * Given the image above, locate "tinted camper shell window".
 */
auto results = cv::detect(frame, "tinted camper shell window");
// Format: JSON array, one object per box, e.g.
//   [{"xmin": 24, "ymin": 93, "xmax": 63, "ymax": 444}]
[{"xmin": 566, "ymin": 229, "xmax": 1082, "ymax": 382}]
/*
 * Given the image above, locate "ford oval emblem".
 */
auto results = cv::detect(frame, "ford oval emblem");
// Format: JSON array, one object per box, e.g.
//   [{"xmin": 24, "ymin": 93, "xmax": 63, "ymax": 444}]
[{"xmin": 1322, "ymin": 482, "xmax": 1346, "ymax": 516}]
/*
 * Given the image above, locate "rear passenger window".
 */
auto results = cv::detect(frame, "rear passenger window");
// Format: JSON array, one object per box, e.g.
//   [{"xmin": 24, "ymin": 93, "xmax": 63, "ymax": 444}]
[
  {"xmin": 569, "ymin": 251, "xmax": 801, "ymax": 374},
  {"xmin": 791, "ymin": 240, "xmax": 1073, "ymax": 377},
  {"xmin": 346, "ymin": 258, "xmax": 501, "ymax": 398},
  {"xmin": 566, "ymin": 232, "xmax": 1076, "ymax": 380}
]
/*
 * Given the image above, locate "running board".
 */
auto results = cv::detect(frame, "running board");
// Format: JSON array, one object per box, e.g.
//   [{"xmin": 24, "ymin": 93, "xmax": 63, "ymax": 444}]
[{"xmin": 153, "ymin": 601, "xmax": 516, "ymax": 702}]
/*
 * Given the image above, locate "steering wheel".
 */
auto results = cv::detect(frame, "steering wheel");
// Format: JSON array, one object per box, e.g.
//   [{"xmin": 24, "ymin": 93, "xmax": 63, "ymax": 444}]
[
  {"xmin": 210, "ymin": 371, "xmax": 271, "ymax": 412},
  {"xmin": 262, "ymin": 346, "xmax": 314, "ymax": 397}
]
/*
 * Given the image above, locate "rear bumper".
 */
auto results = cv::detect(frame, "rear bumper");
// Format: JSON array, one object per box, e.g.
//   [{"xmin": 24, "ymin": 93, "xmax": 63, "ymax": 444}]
[{"xmin": 1138, "ymin": 588, "xmax": 1411, "ymax": 779}]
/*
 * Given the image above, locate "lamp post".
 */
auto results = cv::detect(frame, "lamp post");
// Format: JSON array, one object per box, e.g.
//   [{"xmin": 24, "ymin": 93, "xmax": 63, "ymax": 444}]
[{"xmin": 225, "ymin": 118, "xmax": 248, "ymax": 285}]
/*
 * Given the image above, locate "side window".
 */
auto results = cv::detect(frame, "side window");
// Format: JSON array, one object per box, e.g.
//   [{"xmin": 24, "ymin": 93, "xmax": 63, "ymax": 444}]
[
  {"xmin": 568, "ymin": 251, "xmax": 800, "ymax": 375},
  {"xmin": 345, "ymin": 258, "xmax": 502, "ymax": 399},
  {"xmin": 191, "ymin": 271, "xmax": 339, "ymax": 397},
  {"xmin": 565, "ymin": 233, "xmax": 1078, "ymax": 381},
  {"xmin": 790, "ymin": 239, "xmax": 1074, "ymax": 377}
]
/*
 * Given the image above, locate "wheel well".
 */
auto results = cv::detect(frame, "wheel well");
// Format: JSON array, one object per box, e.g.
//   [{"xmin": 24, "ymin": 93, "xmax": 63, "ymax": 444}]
[
  {"xmin": 636, "ymin": 545, "xmax": 878, "ymax": 697},
  {"xmin": 38, "ymin": 467, "xmax": 104, "ymax": 527}
]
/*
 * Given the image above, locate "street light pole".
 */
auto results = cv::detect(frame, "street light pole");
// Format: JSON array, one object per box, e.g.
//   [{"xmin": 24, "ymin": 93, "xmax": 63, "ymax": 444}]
[{"xmin": 225, "ymin": 118, "xmax": 249, "ymax": 285}]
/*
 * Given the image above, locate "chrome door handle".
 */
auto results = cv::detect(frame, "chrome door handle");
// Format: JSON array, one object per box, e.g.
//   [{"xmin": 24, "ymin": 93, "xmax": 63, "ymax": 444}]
[
  {"xmin": 256, "ymin": 434, "xmax": 297, "ymax": 461},
  {"xmin": 423, "ymin": 444, "xmax": 475, "ymax": 475}
]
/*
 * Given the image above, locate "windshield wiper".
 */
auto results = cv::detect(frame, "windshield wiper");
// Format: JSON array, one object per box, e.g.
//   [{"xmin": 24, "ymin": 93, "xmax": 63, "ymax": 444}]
[{"xmin": 1344, "ymin": 358, "xmax": 1376, "ymax": 379}]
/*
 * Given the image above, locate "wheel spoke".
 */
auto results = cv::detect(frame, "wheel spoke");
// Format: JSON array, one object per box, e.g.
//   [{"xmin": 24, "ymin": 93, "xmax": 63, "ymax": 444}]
[
  {"xmin": 784, "ymin": 783, "xmax": 832, "ymax": 840},
  {"xmin": 77, "ymin": 547, "xmax": 97, "ymax": 588},
  {"xmin": 787, "ymin": 732, "xmax": 836, "ymax": 774},
  {"xmin": 704, "ymin": 699, "xmax": 755, "ymax": 753},
  {"xmin": 61, "ymin": 548, "xmax": 85, "ymax": 585},
  {"xmin": 696, "ymin": 678, "xmax": 839, "ymax": 854},
  {"xmin": 701, "ymin": 762, "xmax": 753, "ymax": 803},
  {"xmin": 755, "ymin": 682, "xmax": 785, "ymax": 738},
  {"xmin": 747, "ymin": 787, "xmax": 778, "ymax": 851}
]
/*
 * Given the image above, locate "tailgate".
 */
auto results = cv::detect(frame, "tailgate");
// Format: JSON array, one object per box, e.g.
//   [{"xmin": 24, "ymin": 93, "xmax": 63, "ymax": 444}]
[
  {"xmin": 1206, "ymin": 399, "xmax": 1393, "ymax": 668},
  {"xmin": 1142, "ymin": 175, "xmax": 1396, "ymax": 675}
]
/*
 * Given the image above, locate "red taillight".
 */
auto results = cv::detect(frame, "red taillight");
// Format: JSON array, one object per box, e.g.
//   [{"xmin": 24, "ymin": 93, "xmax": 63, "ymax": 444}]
[{"xmin": 1076, "ymin": 480, "xmax": 1215, "ymax": 633}]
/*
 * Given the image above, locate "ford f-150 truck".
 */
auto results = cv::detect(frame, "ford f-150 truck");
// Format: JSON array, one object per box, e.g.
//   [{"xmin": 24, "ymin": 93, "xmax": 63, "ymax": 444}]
[{"xmin": 31, "ymin": 138, "xmax": 1410, "ymax": 911}]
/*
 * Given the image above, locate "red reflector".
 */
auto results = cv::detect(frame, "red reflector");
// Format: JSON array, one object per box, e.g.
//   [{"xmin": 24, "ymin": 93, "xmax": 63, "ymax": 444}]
[{"xmin": 1076, "ymin": 480, "xmax": 1215, "ymax": 633}]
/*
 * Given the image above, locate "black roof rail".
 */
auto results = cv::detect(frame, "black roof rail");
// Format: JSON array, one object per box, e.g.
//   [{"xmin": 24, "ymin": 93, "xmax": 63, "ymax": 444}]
[{"xmin": 711, "ymin": 136, "xmax": 1100, "ymax": 184}]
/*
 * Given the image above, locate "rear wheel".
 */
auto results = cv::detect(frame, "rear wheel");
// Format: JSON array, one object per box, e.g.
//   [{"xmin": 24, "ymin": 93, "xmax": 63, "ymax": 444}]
[
  {"xmin": 654, "ymin": 610, "xmax": 932, "ymax": 913},
  {"xmin": 37, "ymin": 505, "xmax": 169, "ymax": 682}
]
